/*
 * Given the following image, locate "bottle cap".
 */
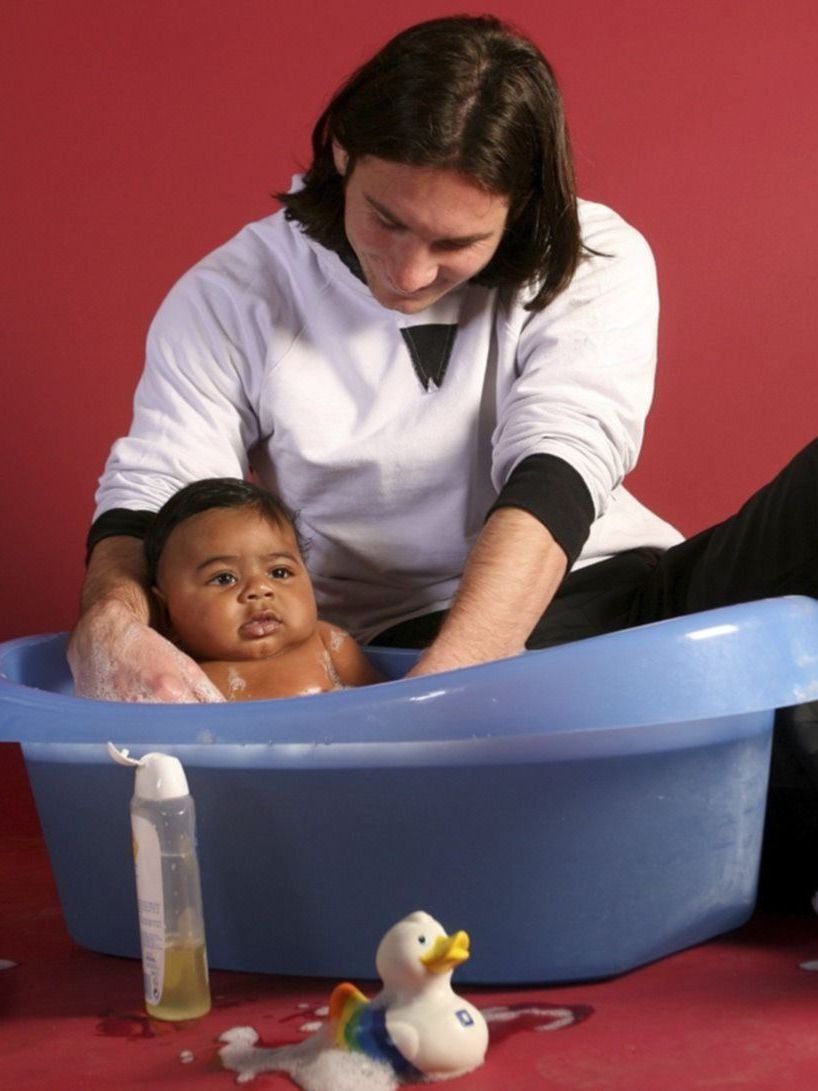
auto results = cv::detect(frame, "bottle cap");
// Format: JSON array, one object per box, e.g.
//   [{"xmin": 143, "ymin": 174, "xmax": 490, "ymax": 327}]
[{"xmin": 107, "ymin": 742, "xmax": 189, "ymax": 801}]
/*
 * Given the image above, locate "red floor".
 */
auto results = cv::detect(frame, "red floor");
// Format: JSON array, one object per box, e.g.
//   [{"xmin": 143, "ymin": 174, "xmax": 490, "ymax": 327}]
[{"xmin": 4, "ymin": 822, "xmax": 818, "ymax": 1091}]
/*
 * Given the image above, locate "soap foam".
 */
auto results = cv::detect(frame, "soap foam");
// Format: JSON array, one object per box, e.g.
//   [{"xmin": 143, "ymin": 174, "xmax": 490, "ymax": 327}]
[
  {"xmin": 320, "ymin": 650, "xmax": 343, "ymax": 690},
  {"xmin": 81, "ymin": 621, "xmax": 225, "ymax": 704},
  {"xmin": 227, "ymin": 668, "xmax": 248, "ymax": 698},
  {"xmin": 483, "ymin": 1004, "xmax": 577, "ymax": 1031},
  {"xmin": 219, "ymin": 1027, "xmax": 399, "ymax": 1090}
]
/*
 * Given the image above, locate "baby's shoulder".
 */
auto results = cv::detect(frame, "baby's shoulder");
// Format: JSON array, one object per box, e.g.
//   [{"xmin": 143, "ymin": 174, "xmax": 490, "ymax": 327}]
[{"xmin": 317, "ymin": 620, "xmax": 351, "ymax": 645}]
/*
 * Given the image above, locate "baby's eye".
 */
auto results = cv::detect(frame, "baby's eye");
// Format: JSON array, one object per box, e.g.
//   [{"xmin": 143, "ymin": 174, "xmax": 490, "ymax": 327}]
[
  {"xmin": 208, "ymin": 572, "xmax": 237, "ymax": 586},
  {"xmin": 270, "ymin": 566, "xmax": 292, "ymax": 580}
]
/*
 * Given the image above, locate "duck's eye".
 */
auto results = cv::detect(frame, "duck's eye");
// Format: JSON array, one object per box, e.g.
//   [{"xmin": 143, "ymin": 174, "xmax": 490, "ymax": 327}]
[{"xmin": 418, "ymin": 935, "xmax": 426, "ymax": 945}]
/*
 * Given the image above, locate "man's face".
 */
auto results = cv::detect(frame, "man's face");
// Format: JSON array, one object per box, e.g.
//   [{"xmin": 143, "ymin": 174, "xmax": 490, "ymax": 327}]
[
  {"xmin": 335, "ymin": 149, "xmax": 510, "ymax": 314},
  {"xmin": 154, "ymin": 507, "xmax": 318, "ymax": 662}
]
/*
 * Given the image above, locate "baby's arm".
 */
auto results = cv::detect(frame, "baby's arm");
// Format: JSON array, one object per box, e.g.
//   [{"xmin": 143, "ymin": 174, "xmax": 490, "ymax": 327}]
[{"xmin": 319, "ymin": 622, "xmax": 385, "ymax": 687}]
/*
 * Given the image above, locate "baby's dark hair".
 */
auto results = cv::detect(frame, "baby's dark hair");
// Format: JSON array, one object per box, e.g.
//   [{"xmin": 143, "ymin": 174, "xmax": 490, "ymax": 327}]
[{"xmin": 144, "ymin": 478, "xmax": 304, "ymax": 587}]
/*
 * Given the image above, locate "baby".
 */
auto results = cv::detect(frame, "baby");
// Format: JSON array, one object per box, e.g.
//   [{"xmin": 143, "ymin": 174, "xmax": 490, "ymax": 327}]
[{"xmin": 143, "ymin": 478, "xmax": 383, "ymax": 700}]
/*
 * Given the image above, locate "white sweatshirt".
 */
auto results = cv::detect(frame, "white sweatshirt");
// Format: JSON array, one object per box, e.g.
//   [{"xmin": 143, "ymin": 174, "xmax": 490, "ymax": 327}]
[{"xmin": 96, "ymin": 197, "xmax": 682, "ymax": 641}]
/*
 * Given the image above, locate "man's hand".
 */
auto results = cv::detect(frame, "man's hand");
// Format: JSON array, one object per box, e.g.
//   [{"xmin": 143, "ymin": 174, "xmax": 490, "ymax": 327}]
[
  {"xmin": 70, "ymin": 533, "xmax": 224, "ymax": 703},
  {"xmin": 68, "ymin": 598, "xmax": 225, "ymax": 703}
]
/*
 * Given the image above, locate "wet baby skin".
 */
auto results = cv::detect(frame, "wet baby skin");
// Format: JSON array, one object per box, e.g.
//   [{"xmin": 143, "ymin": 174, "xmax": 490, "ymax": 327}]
[{"xmin": 152, "ymin": 506, "xmax": 382, "ymax": 700}]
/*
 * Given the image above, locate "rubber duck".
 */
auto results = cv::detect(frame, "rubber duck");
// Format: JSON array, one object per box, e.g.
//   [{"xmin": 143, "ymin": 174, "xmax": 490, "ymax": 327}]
[{"xmin": 328, "ymin": 910, "xmax": 488, "ymax": 1081}]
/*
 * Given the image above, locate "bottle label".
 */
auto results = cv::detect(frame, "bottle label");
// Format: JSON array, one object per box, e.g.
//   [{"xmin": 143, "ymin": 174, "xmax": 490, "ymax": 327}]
[{"xmin": 132, "ymin": 815, "xmax": 165, "ymax": 1006}]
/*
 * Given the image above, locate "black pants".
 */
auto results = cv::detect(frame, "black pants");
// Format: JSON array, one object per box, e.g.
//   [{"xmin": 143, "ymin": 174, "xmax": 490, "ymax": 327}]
[
  {"xmin": 377, "ymin": 437, "xmax": 818, "ymax": 648},
  {"xmin": 375, "ymin": 437, "xmax": 818, "ymax": 908}
]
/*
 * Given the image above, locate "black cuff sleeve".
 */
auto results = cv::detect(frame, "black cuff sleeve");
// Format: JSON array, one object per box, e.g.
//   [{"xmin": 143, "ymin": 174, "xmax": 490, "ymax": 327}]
[
  {"xmin": 487, "ymin": 453, "xmax": 595, "ymax": 567},
  {"xmin": 85, "ymin": 508, "xmax": 157, "ymax": 564}
]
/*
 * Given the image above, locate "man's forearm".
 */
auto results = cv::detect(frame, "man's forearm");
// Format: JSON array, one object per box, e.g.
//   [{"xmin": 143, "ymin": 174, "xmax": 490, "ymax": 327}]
[
  {"xmin": 79, "ymin": 535, "xmax": 153, "ymax": 622},
  {"xmin": 410, "ymin": 507, "xmax": 568, "ymax": 675}
]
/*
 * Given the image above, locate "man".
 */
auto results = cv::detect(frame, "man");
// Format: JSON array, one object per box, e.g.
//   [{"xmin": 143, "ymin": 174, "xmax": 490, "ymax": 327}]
[{"xmin": 69, "ymin": 14, "xmax": 818, "ymax": 706}]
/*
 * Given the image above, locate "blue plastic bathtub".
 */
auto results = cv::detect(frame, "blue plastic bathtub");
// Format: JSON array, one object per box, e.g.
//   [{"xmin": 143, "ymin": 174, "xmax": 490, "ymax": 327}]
[{"xmin": 2, "ymin": 596, "xmax": 818, "ymax": 984}]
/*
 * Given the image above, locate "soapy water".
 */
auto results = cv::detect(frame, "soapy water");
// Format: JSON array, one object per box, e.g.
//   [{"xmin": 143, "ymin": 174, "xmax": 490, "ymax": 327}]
[
  {"xmin": 219, "ymin": 1001, "xmax": 593, "ymax": 1087},
  {"xmin": 96, "ymin": 1012, "xmax": 157, "ymax": 1039},
  {"xmin": 320, "ymin": 649, "xmax": 343, "ymax": 690},
  {"xmin": 80, "ymin": 621, "xmax": 224, "ymax": 704},
  {"xmin": 227, "ymin": 668, "xmax": 248, "ymax": 698},
  {"xmin": 483, "ymin": 1002, "xmax": 593, "ymax": 1040},
  {"xmin": 95, "ymin": 994, "xmax": 591, "ymax": 1084},
  {"xmin": 220, "ymin": 1027, "xmax": 399, "ymax": 1091}
]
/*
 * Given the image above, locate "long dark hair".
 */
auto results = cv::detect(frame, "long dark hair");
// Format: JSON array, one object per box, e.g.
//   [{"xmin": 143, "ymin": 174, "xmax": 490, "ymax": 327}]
[
  {"xmin": 279, "ymin": 14, "xmax": 585, "ymax": 312},
  {"xmin": 144, "ymin": 478, "xmax": 304, "ymax": 586}
]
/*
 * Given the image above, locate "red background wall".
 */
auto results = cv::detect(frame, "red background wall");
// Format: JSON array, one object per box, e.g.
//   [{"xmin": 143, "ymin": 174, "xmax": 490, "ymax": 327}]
[
  {"xmin": 4, "ymin": 0, "xmax": 818, "ymax": 641},
  {"xmin": 2, "ymin": 1, "xmax": 817, "ymax": 823}
]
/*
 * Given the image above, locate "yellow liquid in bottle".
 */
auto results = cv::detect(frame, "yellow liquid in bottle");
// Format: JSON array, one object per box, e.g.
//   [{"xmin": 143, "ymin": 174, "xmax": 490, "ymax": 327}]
[{"xmin": 145, "ymin": 943, "xmax": 211, "ymax": 1021}]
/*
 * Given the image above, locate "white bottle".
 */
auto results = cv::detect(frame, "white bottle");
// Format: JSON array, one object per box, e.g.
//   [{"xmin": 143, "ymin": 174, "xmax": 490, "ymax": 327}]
[{"xmin": 108, "ymin": 743, "xmax": 211, "ymax": 1020}]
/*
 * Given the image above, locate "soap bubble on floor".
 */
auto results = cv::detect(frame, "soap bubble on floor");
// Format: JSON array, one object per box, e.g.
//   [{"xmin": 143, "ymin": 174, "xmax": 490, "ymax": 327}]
[
  {"xmin": 483, "ymin": 1003, "xmax": 577, "ymax": 1031},
  {"xmin": 219, "ymin": 1026, "xmax": 399, "ymax": 1090}
]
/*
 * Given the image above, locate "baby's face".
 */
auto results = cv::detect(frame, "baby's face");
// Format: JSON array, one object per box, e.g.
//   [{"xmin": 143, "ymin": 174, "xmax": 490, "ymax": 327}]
[{"xmin": 154, "ymin": 506, "xmax": 318, "ymax": 662}]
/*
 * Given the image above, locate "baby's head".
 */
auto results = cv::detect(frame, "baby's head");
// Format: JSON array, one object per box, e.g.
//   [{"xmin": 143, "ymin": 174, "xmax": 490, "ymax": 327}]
[{"xmin": 144, "ymin": 478, "xmax": 318, "ymax": 663}]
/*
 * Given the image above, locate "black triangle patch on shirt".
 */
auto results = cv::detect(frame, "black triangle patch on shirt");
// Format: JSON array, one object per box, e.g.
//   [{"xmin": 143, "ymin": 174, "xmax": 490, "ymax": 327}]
[{"xmin": 400, "ymin": 325, "xmax": 458, "ymax": 391}]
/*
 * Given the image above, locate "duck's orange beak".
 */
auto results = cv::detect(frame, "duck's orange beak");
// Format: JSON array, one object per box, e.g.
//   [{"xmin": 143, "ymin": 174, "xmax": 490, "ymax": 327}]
[{"xmin": 420, "ymin": 930, "xmax": 471, "ymax": 974}]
